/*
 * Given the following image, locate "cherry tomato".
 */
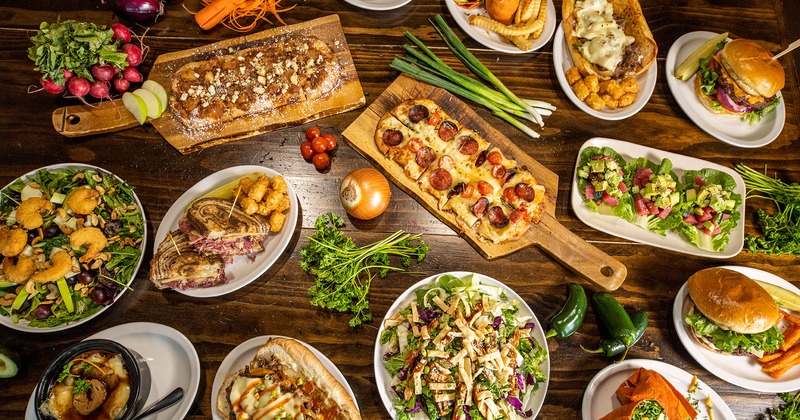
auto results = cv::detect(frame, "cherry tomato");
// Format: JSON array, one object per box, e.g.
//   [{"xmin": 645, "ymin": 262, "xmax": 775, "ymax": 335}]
[
  {"xmin": 461, "ymin": 182, "xmax": 475, "ymax": 198},
  {"xmin": 311, "ymin": 137, "xmax": 328, "ymax": 153},
  {"xmin": 503, "ymin": 187, "xmax": 519, "ymax": 202},
  {"xmin": 428, "ymin": 111, "xmax": 441, "ymax": 126},
  {"xmin": 322, "ymin": 133, "xmax": 337, "ymax": 151},
  {"xmin": 408, "ymin": 137, "xmax": 423, "ymax": 153},
  {"xmin": 312, "ymin": 152, "xmax": 330, "ymax": 170},
  {"xmin": 491, "ymin": 164, "xmax": 506, "ymax": 179},
  {"xmin": 300, "ymin": 141, "xmax": 314, "ymax": 159},
  {"xmin": 509, "ymin": 209, "xmax": 526, "ymax": 224},
  {"xmin": 305, "ymin": 127, "xmax": 321, "ymax": 141},
  {"xmin": 477, "ymin": 181, "xmax": 494, "ymax": 196},
  {"xmin": 487, "ymin": 150, "xmax": 503, "ymax": 165}
]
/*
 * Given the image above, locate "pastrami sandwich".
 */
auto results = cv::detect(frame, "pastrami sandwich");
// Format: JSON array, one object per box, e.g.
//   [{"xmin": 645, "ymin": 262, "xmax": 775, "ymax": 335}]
[
  {"xmin": 149, "ymin": 230, "xmax": 226, "ymax": 290},
  {"xmin": 684, "ymin": 267, "xmax": 783, "ymax": 357}
]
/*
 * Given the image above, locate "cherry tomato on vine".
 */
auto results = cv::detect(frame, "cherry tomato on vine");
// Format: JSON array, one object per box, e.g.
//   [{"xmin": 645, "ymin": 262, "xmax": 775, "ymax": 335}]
[
  {"xmin": 300, "ymin": 141, "xmax": 314, "ymax": 159},
  {"xmin": 311, "ymin": 137, "xmax": 328, "ymax": 153},
  {"xmin": 305, "ymin": 127, "xmax": 321, "ymax": 141},
  {"xmin": 312, "ymin": 152, "xmax": 330, "ymax": 169},
  {"xmin": 322, "ymin": 134, "xmax": 337, "ymax": 151}
]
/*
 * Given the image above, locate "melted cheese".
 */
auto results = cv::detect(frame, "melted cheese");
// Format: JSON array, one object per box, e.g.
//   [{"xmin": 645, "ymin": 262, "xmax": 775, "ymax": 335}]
[
  {"xmin": 230, "ymin": 376, "xmax": 303, "ymax": 419},
  {"xmin": 574, "ymin": 0, "xmax": 634, "ymax": 71}
]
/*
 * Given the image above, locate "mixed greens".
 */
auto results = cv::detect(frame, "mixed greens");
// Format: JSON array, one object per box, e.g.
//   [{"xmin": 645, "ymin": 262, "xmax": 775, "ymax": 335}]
[
  {"xmin": 0, "ymin": 167, "xmax": 144, "ymax": 328},
  {"xmin": 685, "ymin": 311, "xmax": 782, "ymax": 355}
]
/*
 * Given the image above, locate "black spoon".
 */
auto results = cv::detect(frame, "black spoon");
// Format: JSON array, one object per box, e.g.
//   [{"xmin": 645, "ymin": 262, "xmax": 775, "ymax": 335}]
[{"xmin": 132, "ymin": 387, "xmax": 184, "ymax": 420}]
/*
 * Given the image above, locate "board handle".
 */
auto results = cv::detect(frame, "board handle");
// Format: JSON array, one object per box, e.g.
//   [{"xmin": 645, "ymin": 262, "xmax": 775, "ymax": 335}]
[
  {"xmin": 531, "ymin": 215, "xmax": 627, "ymax": 291},
  {"xmin": 52, "ymin": 100, "xmax": 139, "ymax": 137}
]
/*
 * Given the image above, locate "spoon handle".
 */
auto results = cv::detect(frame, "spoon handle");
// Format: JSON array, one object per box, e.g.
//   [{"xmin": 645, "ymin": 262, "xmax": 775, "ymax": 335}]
[{"xmin": 133, "ymin": 387, "xmax": 184, "ymax": 420}]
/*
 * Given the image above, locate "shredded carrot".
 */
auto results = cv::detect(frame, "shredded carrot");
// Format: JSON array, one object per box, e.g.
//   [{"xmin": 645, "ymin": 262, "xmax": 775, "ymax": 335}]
[
  {"xmin": 71, "ymin": 358, "xmax": 107, "ymax": 376},
  {"xmin": 190, "ymin": 0, "xmax": 297, "ymax": 32},
  {"xmin": 457, "ymin": 1, "xmax": 482, "ymax": 9}
]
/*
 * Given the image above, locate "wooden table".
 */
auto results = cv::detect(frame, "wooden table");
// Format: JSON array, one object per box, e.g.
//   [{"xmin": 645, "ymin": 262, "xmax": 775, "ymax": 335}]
[{"xmin": 1, "ymin": 0, "xmax": 798, "ymax": 418}]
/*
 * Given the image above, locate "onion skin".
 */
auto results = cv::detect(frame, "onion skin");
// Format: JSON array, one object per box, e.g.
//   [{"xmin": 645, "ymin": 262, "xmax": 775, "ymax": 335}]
[{"xmin": 339, "ymin": 168, "xmax": 391, "ymax": 220}]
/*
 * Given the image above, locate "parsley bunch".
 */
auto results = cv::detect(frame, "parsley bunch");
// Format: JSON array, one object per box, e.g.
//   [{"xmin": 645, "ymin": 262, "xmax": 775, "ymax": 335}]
[
  {"xmin": 772, "ymin": 391, "xmax": 800, "ymax": 420},
  {"xmin": 736, "ymin": 164, "xmax": 800, "ymax": 256},
  {"xmin": 301, "ymin": 213, "xmax": 429, "ymax": 327}
]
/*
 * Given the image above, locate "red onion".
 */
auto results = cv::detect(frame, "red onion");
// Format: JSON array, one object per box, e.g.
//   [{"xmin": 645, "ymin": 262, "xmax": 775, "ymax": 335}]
[
  {"xmin": 716, "ymin": 87, "xmax": 753, "ymax": 113},
  {"xmin": 106, "ymin": 0, "xmax": 164, "ymax": 23}
]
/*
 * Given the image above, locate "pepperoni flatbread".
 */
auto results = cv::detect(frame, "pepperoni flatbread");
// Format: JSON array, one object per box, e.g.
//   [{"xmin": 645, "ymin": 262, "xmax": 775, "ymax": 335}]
[{"xmin": 375, "ymin": 98, "xmax": 547, "ymax": 244}]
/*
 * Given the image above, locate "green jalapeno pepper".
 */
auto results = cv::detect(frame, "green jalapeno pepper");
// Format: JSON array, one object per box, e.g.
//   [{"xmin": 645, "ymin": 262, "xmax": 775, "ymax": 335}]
[
  {"xmin": 545, "ymin": 283, "xmax": 587, "ymax": 339},
  {"xmin": 582, "ymin": 310, "xmax": 648, "ymax": 358},
  {"xmin": 592, "ymin": 292, "xmax": 637, "ymax": 347}
]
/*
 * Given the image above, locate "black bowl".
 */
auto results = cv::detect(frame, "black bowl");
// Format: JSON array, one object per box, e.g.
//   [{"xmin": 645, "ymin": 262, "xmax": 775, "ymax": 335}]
[{"xmin": 34, "ymin": 339, "xmax": 151, "ymax": 420}]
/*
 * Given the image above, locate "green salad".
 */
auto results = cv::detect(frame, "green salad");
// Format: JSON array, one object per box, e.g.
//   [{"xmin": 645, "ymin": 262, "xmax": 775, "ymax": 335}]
[{"xmin": 0, "ymin": 167, "xmax": 144, "ymax": 328}]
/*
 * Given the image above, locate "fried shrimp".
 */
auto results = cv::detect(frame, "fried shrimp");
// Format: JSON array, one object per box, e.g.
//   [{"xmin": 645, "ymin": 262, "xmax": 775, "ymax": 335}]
[
  {"xmin": 3, "ymin": 256, "xmax": 35, "ymax": 283},
  {"xmin": 67, "ymin": 187, "xmax": 100, "ymax": 215},
  {"xmin": 30, "ymin": 251, "xmax": 72, "ymax": 283},
  {"xmin": 16, "ymin": 197, "xmax": 52, "ymax": 230},
  {"xmin": 70, "ymin": 227, "xmax": 108, "ymax": 263},
  {"xmin": 0, "ymin": 227, "xmax": 27, "ymax": 257}
]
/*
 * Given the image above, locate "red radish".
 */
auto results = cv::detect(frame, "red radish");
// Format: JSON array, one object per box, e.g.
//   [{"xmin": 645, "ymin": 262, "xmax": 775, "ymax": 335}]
[
  {"xmin": 40, "ymin": 77, "xmax": 65, "ymax": 94},
  {"xmin": 67, "ymin": 77, "xmax": 90, "ymax": 97},
  {"xmin": 113, "ymin": 77, "xmax": 130, "ymax": 93},
  {"xmin": 91, "ymin": 64, "xmax": 117, "ymax": 82},
  {"xmin": 110, "ymin": 23, "xmax": 132, "ymax": 43},
  {"xmin": 89, "ymin": 80, "xmax": 110, "ymax": 99},
  {"xmin": 121, "ymin": 43, "xmax": 143, "ymax": 66},
  {"xmin": 122, "ymin": 66, "xmax": 142, "ymax": 82},
  {"xmin": 63, "ymin": 68, "xmax": 74, "ymax": 80}
]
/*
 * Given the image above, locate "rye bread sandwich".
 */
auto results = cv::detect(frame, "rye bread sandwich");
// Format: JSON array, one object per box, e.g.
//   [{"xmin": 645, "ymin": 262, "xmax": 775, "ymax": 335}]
[
  {"xmin": 149, "ymin": 230, "xmax": 226, "ymax": 290},
  {"xmin": 684, "ymin": 267, "xmax": 783, "ymax": 357}
]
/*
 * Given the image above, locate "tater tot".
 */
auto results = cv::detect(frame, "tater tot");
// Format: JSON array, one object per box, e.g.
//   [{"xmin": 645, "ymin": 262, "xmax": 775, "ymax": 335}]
[
  {"xmin": 601, "ymin": 93, "xmax": 619, "ymax": 109},
  {"xmin": 239, "ymin": 197, "xmax": 259, "ymax": 215},
  {"xmin": 565, "ymin": 67, "xmax": 582, "ymax": 85},
  {"xmin": 264, "ymin": 190, "xmax": 284, "ymax": 210},
  {"xmin": 618, "ymin": 92, "xmax": 636, "ymax": 107},
  {"xmin": 273, "ymin": 195, "xmax": 290, "ymax": 213},
  {"xmin": 270, "ymin": 176, "xmax": 287, "ymax": 194},
  {"xmin": 269, "ymin": 211, "xmax": 286, "ymax": 232},
  {"xmin": 571, "ymin": 80, "xmax": 590, "ymax": 101},
  {"xmin": 584, "ymin": 74, "xmax": 599, "ymax": 93},
  {"xmin": 585, "ymin": 93, "xmax": 605, "ymax": 110},
  {"xmin": 238, "ymin": 177, "xmax": 255, "ymax": 193},
  {"xmin": 620, "ymin": 77, "xmax": 639, "ymax": 94},
  {"xmin": 247, "ymin": 178, "xmax": 270, "ymax": 201},
  {"xmin": 605, "ymin": 80, "xmax": 624, "ymax": 100},
  {"xmin": 256, "ymin": 202, "xmax": 273, "ymax": 217}
]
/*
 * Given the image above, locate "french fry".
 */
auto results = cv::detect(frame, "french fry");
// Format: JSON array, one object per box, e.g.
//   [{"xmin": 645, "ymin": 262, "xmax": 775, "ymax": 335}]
[
  {"xmin": 783, "ymin": 310, "xmax": 800, "ymax": 326},
  {"xmin": 531, "ymin": 0, "xmax": 547, "ymax": 38},
  {"xmin": 469, "ymin": 15, "xmax": 543, "ymax": 37},
  {"xmin": 767, "ymin": 366, "xmax": 793, "ymax": 379},
  {"xmin": 515, "ymin": 0, "xmax": 529, "ymax": 25},
  {"xmin": 782, "ymin": 326, "xmax": 800, "ymax": 352},
  {"xmin": 762, "ymin": 345, "xmax": 800, "ymax": 373},
  {"xmin": 520, "ymin": 0, "xmax": 540, "ymax": 23},
  {"xmin": 759, "ymin": 352, "xmax": 785, "ymax": 363},
  {"xmin": 510, "ymin": 36, "xmax": 534, "ymax": 50}
]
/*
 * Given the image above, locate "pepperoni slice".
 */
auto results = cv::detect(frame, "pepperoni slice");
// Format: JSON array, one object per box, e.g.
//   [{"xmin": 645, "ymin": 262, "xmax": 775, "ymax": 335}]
[
  {"xmin": 503, "ymin": 187, "xmax": 519, "ymax": 202},
  {"xmin": 458, "ymin": 137, "xmax": 479, "ymax": 155},
  {"xmin": 416, "ymin": 146, "xmax": 436, "ymax": 169},
  {"xmin": 409, "ymin": 104, "xmax": 430, "ymax": 123},
  {"xmin": 491, "ymin": 164, "xmax": 506, "ymax": 179},
  {"xmin": 448, "ymin": 182, "xmax": 465, "ymax": 199},
  {"xmin": 470, "ymin": 197, "xmax": 490, "ymax": 218},
  {"xmin": 438, "ymin": 121, "xmax": 458, "ymax": 142},
  {"xmin": 382, "ymin": 129, "xmax": 403, "ymax": 146},
  {"xmin": 408, "ymin": 137, "xmax": 423, "ymax": 153},
  {"xmin": 502, "ymin": 168, "xmax": 517, "ymax": 185},
  {"xmin": 429, "ymin": 168, "xmax": 453, "ymax": 191},
  {"xmin": 477, "ymin": 181, "xmax": 494, "ymax": 196},
  {"xmin": 438, "ymin": 155, "xmax": 455, "ymax": 171},
  {"xmin": 488, "ymin": 206, "xmax": 509, "ymax": 228},
  {"xmin": 461, "ymin": 182, "xmax": 475, "ymax": 198},
  {"xmin": 515, "ymin": 183, "xmax": 536, "ymax": 202},
  {"xmin": 487, "ymin": 150, "xmax": 503, "ymax": 165},
  {"xmin": 475, "ymin": 150, "xmax": 488, "ymax": 167}
]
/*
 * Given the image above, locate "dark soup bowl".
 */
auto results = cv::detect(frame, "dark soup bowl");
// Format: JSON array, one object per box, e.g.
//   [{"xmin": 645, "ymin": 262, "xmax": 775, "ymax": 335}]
[{"xmin": 35, "ymin": 339, "xmax": 150, "ymax": 420}]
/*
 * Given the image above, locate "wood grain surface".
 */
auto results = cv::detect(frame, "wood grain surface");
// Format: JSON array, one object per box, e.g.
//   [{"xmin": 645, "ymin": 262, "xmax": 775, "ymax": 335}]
[{"xmin": 1, "ymin": 0, "xmax": 799, "ymax": 419}]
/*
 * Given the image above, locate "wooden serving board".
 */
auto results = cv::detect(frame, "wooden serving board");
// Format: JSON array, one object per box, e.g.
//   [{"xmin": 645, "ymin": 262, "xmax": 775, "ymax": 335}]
[
  {"xmin": 342, "ymin": 75, "xmax": 626, "ymax": 290},
  {"xmin": 52, "ymin": 15, "xmax": 365, "ymax": 154}
]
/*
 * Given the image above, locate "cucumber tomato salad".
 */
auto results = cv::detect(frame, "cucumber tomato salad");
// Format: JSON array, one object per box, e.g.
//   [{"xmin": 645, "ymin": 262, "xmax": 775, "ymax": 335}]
[
  {"xmin": 379, "ymin": 273, "xmax": 548, "ymax": 420},
  {"xmin": 0, "ymin": 166, "xmax": 145, "ymax": 329}
]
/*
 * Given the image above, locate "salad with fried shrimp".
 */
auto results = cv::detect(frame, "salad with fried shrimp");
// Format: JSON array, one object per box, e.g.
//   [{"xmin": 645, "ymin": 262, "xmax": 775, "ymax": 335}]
[
  {"xmin": 0, "ymin": 165, "xmax": 145, "ymax": 330},
  {"xmin": 378, "ymin": 273, "xmax": 548, "ymax": 420}
]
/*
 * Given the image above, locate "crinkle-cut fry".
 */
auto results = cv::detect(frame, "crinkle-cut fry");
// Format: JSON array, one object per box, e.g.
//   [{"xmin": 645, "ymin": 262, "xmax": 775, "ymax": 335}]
[
  {"xmin": 759, "ymin": 351, "xmax": 785, "ymax": 363},
  {"xmin": 782, "ymin": 326, "xmax": 800, "ymax": 352},
  {"xmin": 469, "ymin": 15, "xmax": 543, "ymax": 37},
  {"xmin": 531, "ymin": 0, "xmax": 547, "ymax": 38},
  {"xmin": 515, "ymin": 0, "xmax": 529, "ymax": 25},
  {"xmin": 510, "ymin": 36, "xmax": 534, "ymax": 51},
  {"xmin": 762, "ymin": 345, "xmax": 800, "ymax": 373},
  {"xmin": 520, "ymin": 0, "xmax": 540, "ymax": 23}
]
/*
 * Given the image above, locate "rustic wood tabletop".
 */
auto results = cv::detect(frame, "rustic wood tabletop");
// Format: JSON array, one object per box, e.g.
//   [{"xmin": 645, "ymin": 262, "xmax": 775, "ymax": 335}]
[{"xmin": 1, "ymin": 0, "xmax": 799, "ymax": 419}]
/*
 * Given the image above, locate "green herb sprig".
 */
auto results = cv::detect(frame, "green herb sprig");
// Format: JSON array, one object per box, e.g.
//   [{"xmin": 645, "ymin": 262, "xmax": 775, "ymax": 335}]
[
  {"xmin": 301, "ymin": 213, "xmax": 429, "ymax": 327},
  {"xmin": 771, "ymin": 391, "xmax": 800, "ymax": 420},
  {"xmin": 736, "ymin": 164, "xmax": 800, "ymax": 256}
]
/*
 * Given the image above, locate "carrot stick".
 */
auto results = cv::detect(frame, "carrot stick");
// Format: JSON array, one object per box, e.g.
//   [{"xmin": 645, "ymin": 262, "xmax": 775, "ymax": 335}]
[{"xmin": 195, "ymin": 0, "xmax": 246, "ymax": 30}]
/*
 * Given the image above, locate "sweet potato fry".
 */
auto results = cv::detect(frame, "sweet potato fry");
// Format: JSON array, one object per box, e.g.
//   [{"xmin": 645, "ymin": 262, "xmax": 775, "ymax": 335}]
[
  {"xmin": 762, "ymin": 345, "xmax": 800, "ymax": 373},
  {"xmin": 783, "ymin": 310, "xmax": 800, "ymax": 326},
  {"xmin": 759, "ymin": 352, "xmax": 785, "ymax": 363},
  {"xmin": 782, "ymin": 326, "xmax": 800, "ymax": 352}
]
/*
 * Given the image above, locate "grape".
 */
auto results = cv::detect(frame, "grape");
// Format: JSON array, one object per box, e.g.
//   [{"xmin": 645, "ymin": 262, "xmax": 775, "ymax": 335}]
[
  {"xmin": 43, "ymin": 225, "xmax": 60, "ymax": 238},
  {"xmin": 90, "ymin": 288, "xmax": 107, "ymax": 305},
  {"xmin": 76, "ymin": 271, "xmax": 94, "ymax": 285},
  {"xmin": 26, "ymin": 230, "xmax": 37, "ymax": 244},
  {"xmin": 31, "ymin": 304, "xmax": 52, "ymax": 320}
]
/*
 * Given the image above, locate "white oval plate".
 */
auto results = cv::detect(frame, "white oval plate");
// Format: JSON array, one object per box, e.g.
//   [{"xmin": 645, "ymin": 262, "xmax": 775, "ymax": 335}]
[
  {"xmin": 211, "ymin": 335, "xmax": 358, "ymax": 420},
  {"xmin": 343, "ymin": 0, "xmax": 410, "ymax": 11},
  {"xmin": 673, "ymin": 266, "xmax": 800, "ymax": 392},
  {"xmin": 665, "ymin": 31, "xmax": 786, "ymax": 148},
  {"xmin": 154, "ymin": 165, "xmax": 298, "ymax": 298},
  {"xmin": 553, "ymin": 23, "xmax": 657, "ymax": 120},
  {"xmin": 374, "ymin": 271, "xmax": 550, "ymax": 419},
  {"xmin": 445, "ymin": 0, "xmax": 556, "ymax": 54},
  {"xmin": 0, "ymin": 163, "xmax": 147, "ymax": 333},
  {"xmin": 571, "ymin": 137, "xmax": 745, "ymax": 258},
  {"xmin": 26, "ymin": 322, "xmax": 200, "ymax": 420},
  {"xmin": 582, "ymin": 359, "xmax": 735, "ymax": 420}
]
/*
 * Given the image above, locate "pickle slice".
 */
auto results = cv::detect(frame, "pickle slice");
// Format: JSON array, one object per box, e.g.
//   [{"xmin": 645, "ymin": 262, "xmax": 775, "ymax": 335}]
[
  {"xmin": 674, "ymin": 32, "xmax": 729, "ymax": 81},
  {"xmin": 754, "ymin": 279, "xmax": 800, "ymax": 312}
]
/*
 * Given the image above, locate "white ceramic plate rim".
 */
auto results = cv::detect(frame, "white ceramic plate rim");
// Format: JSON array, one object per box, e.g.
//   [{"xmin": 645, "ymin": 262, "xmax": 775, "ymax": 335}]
[
  {"xmin": 673, "ymin": 266, "xmax": 800, "ymax": 392},
  {"xmin": 445, "ymin": 0, "xmax": 556, "ymax": 54},
  {"xmin": 665, "ymin": 31, "xmax": 786, "ymax": 148},
  {"xmin": 0, "ymin": 163, "xmax": 147, "ymax": 333},
  {"xmin": 553, "ymin": 23, "xmax": 657, "ymax": 120},
  {"xmin": 211, "ymin": 335, "xmax": 358, "ymax": 420},
  {"xmin": 154, "ymin": 165, "xmax": 298, "ymax": 298},
  {"xmin": 373, "ymin": 271, "xmax": 550, "ymax": 418},
  {"xmin": 581, "ymin": 358, "xmax": 735, "ymax": 420},
  {"xmin": 26, "ymin": 322, "xmax": 200, "ymax": 420},
  {"xmin": 570, "ymin": 137, "xmax": 745, "ymax": 258},
  {"xmin": 342, "ymin": 0, "xmax": 411, "ymax": 11}
]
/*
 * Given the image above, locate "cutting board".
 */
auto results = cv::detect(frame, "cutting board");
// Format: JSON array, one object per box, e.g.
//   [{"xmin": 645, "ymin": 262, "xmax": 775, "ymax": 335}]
[
  {"xmin": 342, "ymin": 75, "xmax": 626, "ymax": 291},
  {"xmin": 52, "ymin": 15, "xmax": 365, "ymax": 154}
]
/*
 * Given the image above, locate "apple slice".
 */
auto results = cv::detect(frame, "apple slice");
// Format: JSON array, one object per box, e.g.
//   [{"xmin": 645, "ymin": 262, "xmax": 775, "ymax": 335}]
[
  {"xmin": 122, "ymin": 92, "xmax": 147, "ymax": 124},
  {"xmin": 142, "ymin": 80, "xmax": 168, "ymax": 116},
  {"xmin": 133, "ymin": 88, "xmax": 161, "ymax": 119}
]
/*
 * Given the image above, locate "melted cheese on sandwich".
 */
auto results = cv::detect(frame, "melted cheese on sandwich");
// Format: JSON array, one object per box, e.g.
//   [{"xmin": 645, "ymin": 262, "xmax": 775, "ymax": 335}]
[
  {"xmin": 574, "ymin": 0, "xmax": 634, "ymax": 71},
  {"xmin": 230, "ymin": 376, "xmax": 304, "ymax": 419}
]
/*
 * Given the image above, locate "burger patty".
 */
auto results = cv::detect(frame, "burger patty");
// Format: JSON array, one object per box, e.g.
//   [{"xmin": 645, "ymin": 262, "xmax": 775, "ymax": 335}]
[{"xmin": 716, "ymin": 64, "xmax": 777, "ymax": 110}]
